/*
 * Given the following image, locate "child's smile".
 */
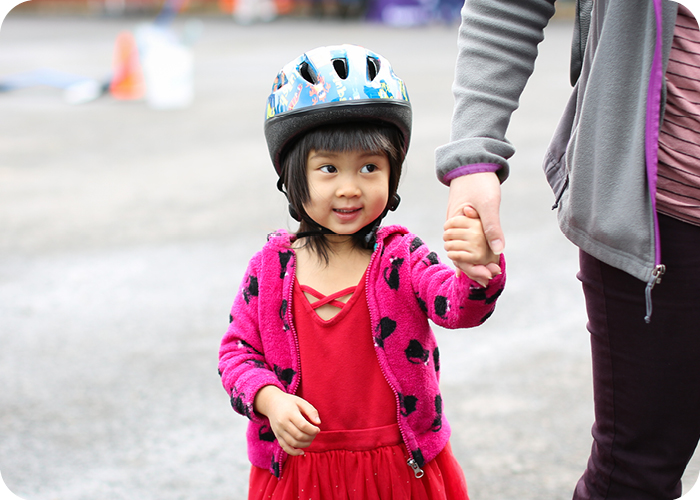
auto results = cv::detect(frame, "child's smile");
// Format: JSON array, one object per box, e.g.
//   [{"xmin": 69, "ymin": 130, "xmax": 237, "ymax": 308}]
[
  {"xmin": 333, "ymin": 206, "xmax": 362, "ymax": 221},
  {"xmin": 304, "ymin": 149, "xmax": 391, "ymax": 237}
]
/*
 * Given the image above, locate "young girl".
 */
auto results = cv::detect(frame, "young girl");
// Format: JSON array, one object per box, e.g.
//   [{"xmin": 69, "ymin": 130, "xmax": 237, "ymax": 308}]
[{"xmin": 218, "ymin": 44, "xmax": 505, "ymax": 499}]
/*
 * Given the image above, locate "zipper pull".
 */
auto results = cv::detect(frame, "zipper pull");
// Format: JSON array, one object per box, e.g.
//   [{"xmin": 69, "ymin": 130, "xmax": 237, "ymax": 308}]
[
  {"xmin": 644, "ymin": 264, "xmax": 666, "ymax": 324},
  {"xmin": 551, "ymin": 177, "xmax": 569, "ymax": 210},
  {"xmin": 407, "ymin": 458, "xmax": 424, "ymax": 478}
]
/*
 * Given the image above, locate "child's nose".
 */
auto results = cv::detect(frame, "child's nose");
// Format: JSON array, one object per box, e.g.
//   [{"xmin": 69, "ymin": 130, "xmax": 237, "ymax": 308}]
[{"xmin": 336, "ymin": 178, "xmax": 361, "ymax": 197}]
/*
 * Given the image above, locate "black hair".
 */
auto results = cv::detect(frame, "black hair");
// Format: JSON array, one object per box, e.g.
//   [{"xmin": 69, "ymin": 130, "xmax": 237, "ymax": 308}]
[{"xmin": 279, "ymin": 121, "xmax": 405, "ymax": 263}]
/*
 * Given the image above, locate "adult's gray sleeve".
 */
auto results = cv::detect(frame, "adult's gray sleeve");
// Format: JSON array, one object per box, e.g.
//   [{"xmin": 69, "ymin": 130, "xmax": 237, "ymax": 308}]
[{"xmin": 435, "ymin": 0, "xmax": 557, "ymax": 185}]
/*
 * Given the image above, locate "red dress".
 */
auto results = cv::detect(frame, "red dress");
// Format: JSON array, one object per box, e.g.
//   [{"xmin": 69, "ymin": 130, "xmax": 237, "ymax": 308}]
[{"xmin": 248, "ymin": 274, "xmax": 469, "ymax": 500}]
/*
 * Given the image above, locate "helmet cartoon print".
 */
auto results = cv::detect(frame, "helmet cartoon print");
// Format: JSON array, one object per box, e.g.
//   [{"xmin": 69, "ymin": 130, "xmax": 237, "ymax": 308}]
[{"xmin": 264, "ymin": 44, "xmax": 412, "ymax": 175}]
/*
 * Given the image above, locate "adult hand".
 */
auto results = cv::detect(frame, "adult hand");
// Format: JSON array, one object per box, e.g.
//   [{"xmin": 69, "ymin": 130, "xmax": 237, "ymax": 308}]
[
  {"xmin": 447, "ymin": 172, "xmax": 504, "ymax": 255},
  {"xmin": 254, "ymin": 385, "xmax": 321, "ymax": 456}
]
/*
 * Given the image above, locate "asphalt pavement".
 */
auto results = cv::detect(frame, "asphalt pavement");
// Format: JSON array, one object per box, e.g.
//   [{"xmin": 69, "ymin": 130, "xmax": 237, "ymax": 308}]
[{"xmin": 0, "ymin": 9, "xmax": 698, "ymax": 500}]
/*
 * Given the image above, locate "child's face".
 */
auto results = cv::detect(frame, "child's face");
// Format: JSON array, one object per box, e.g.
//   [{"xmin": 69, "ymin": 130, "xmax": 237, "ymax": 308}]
[{"xmin": 304, "ymin": 149, "xmax": 391, "ymax": 237}]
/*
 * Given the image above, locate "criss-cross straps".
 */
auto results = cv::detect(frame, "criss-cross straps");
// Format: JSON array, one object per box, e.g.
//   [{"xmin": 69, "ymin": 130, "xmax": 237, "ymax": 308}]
[{"xmin": 299, "ymin": 284, "xmax": 356, "ymax": 310}]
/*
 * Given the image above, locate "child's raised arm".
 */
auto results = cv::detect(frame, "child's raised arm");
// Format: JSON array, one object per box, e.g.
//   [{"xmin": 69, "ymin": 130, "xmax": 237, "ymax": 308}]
[{"xmin": 443, "ymin": 205, "xmax": 502, "ymax": 287}]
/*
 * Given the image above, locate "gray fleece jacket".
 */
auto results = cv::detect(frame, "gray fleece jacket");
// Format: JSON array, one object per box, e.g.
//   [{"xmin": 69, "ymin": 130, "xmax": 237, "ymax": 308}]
[{"xmin": 436, "ymin": 0, "xmax": 678, "ymax": 303}]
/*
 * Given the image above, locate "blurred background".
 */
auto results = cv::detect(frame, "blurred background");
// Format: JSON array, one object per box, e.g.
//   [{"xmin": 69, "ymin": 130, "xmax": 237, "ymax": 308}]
[
  {"xmin": 3, "ymin": 0, "xmax": 574, "ymax": 27},
  {"xmin": 0, "ymin": 1, "xmax": 697, "ymax": 499}
]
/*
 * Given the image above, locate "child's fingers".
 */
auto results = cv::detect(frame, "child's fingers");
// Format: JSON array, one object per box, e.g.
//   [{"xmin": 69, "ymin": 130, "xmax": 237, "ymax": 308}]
[
  {"xmin": 443, "ymin": 215, "xmax": 471, "ymax": 231},
  {"xmin": 297, "ymin": 398, "xmax": 322, "ymax": 427},
  {"xmin": 454, "ymin": 262, "xmax": 491, "ymax": 287},
  {"xmin": 275, "ymin": 416, "xmax": 318, "ymax": 455},
  {"xmin": 462, "ymin": 205, "xmax": 479, "ymax": 219},
  {"xmin": 443, "ymin": 230, "xmax": 484, "ymax": 252},
  {"xmin": 283, "ymin": 405, "xmax": 320, "ymax": 441},
  {"xmin": 447, "ymin": 245, "xmax": 501, "ymax": 273},
  {"xmin": 283, "ymin": 427, "xmax": 314, "ymax": 447},
  {"xmin": 443, "ymin": 226, "xmax": 485, "ymax": 249},
  {"xmin": 444, "ymin": 215, "xmax": 483, "ymax": 234},
  {"xmin": 485, "ymin": 262, "xmax": 502, "ymax": 276},
  {"xmin": 443, "ymin": 227, "xmax": 472, "ymax": 241},
  {"xmin": 453, "ymin": 261, "xmax": 500, "ymax": 288},
  {"xmin": 277, "ymin": 437, "xmax": 306, "ymax": 456},
  {"xmin": 286, "ymin": 415, "xmax": 318, "ymax": 442},
  {"xmin": 265, "ymin": 393, "xmax": 320, "ymax": 455},
  {"xmin": 447, "ymin": 250, "xmax": 492, "ymax": 274},
  {"xmin": 280, "ymin": 398, "xmax": 320, "ymax": 447},
  {"xmin": 445, "ymin": 239, "xmax": 493, "ymax": 263}
]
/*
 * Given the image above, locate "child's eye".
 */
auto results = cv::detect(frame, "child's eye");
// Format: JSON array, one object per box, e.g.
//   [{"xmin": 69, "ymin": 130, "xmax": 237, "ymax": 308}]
[
  {"xmin": 319, "ymin": 165, "xmax": 337, "ymax": 173},
  {"xmin": 361, "ymin": 164, "xmax": 378, "ymax": 173}
]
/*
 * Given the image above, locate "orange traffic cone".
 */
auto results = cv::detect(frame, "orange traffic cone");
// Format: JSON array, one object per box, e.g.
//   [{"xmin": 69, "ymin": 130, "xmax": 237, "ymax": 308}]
[
  {"xmin": 274, "ymin": 0, "xmax": 292, "ymax": 15},
  {"xmin": 109, "ymin": 31, "xmax": 145, "ymax": 100},
  {"xmin": 219, "ymin": 0, "xmax": 236, "ymax": 13}
]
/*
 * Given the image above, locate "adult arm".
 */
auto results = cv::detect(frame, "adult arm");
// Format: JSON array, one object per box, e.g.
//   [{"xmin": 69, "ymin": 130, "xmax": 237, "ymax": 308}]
[{"xmin": 436, "ymin": 0, "xmax": 557, "ymax": 253}]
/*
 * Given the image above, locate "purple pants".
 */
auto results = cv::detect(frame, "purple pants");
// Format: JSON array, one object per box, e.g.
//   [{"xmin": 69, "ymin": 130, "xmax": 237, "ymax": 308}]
[{"xmin": 574, "ymin": 214, "xmax": 700, "ymax": 500}]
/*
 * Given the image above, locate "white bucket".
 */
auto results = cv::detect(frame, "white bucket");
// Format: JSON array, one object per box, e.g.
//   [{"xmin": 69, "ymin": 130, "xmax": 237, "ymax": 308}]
[{"xmin": 138, "ymin": 25, "xmax": 194, "ymax": 110}]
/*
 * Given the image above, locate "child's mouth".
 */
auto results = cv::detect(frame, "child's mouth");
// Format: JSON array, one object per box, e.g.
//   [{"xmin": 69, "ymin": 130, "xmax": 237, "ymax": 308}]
[{"xmin": 333, "ymin": 207, "xmax": 362, "ymax": 221}]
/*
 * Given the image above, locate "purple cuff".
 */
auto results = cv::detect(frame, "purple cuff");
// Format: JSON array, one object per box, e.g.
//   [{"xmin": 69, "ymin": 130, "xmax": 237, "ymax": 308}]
[{"xmin": 444, "ymin": 163, "xmax": 501, "ymax": 184}]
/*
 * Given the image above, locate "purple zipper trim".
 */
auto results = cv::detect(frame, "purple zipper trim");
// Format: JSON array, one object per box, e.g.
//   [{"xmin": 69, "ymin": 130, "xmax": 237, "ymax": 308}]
[
  {"xmin": 645, "ymin": 0, "xmax": 664, "ymax": 267},
  {"xmin": 444, "ymin": 163, "xmax": 501, "ymax": 184}
]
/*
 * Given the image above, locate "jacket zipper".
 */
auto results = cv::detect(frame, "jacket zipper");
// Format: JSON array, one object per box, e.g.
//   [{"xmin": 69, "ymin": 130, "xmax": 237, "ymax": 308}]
[
  {"xmin": 408, "ymin": 458, "xmax": 425, "ymax": 478},
  {"xmin": 273, "ymin": 250, "xmax": 301, "ymax": 474},
  {"xmin": 643, "ymin": 0, "xmax": 666, "ymax": 323},
  {"xmin": 644, "ymin": 264, "xmax": 665, "ymax": 324},
  {"xmin": 365, "ymin": 239, "xmax": 424, "ymax": 479},
  {"xmin": 550, "ymin": 176, "xmax": 569, "ymax": 210}
]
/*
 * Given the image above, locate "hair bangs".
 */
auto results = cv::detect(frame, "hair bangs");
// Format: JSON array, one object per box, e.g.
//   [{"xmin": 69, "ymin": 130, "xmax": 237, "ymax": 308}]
[{"xmin": 307, "ymin": 124, "xmax": 400, "ymax": 162}]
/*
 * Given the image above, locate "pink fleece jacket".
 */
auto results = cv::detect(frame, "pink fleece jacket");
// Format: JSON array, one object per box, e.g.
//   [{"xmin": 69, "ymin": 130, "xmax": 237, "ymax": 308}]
[{"xmin": 218, "ymin": 225, "xmax": 506, "ymax": 478}]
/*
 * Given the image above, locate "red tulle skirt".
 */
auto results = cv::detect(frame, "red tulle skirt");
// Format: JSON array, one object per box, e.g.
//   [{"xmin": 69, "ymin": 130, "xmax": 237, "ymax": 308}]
[{"xmin": 248, "ymin": 424, "xmax": 468, "ymax": 500}]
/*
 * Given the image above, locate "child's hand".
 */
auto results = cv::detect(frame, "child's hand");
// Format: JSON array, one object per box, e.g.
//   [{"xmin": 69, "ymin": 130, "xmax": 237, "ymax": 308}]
[
  {"xmin": 444, "ymin": 205, "xmax": 502, "ymax": 287},
  {"xmin": 254, "ymin": 385, "xmax": 321, "ymax": 456}
]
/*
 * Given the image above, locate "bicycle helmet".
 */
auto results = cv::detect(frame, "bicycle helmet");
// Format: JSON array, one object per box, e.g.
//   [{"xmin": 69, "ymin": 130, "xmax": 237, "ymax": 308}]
[{"xmin": 264, "ymin": 44, "xmax": 412, "ymax": 175}]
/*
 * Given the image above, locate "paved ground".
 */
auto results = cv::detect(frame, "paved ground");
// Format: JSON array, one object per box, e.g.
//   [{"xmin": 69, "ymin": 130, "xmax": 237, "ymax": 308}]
[{"xmin": 0, "ymin": 10, "xmax": 698, "ymax": 500}]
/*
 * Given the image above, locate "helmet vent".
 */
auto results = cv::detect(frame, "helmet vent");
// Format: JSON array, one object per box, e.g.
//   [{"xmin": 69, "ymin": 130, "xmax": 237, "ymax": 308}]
[
  {"xmin": 332, "ymin": 58, "xmax": 349, "ymax": 79},
  {"xmin": 367, "ymin": 56, "xmax": 380, "ymax": 81},
  {"xmin": 299, "ymin": 61, "xmax": 318, "ymax": 84}
]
